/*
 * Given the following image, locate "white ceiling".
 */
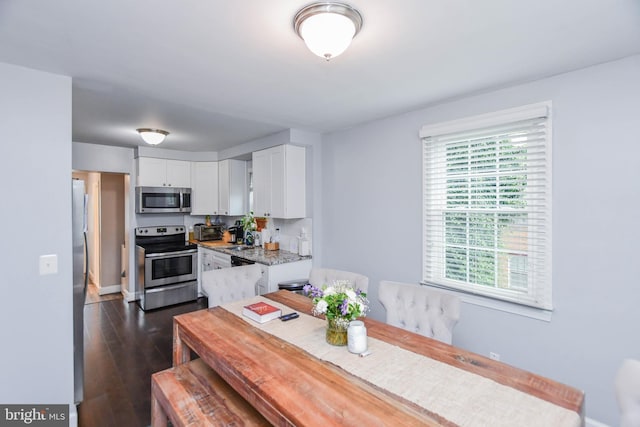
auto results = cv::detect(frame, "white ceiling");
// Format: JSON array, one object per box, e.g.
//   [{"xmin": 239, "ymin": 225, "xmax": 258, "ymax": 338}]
[{"xmin": 1, "ymin": 0, "xmax": 639, "ymax": 152}]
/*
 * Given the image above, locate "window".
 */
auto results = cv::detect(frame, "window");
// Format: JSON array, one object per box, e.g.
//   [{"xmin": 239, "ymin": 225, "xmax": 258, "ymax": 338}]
[{"xmin": 420, "ymin": 102, "xmax": 552, "ymax": 310}]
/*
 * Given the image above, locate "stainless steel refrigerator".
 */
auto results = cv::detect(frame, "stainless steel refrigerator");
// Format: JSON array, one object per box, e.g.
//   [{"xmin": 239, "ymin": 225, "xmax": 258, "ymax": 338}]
[{"xmin": 72, "ymin": 179, "xmax": 88, "ymax": 404}]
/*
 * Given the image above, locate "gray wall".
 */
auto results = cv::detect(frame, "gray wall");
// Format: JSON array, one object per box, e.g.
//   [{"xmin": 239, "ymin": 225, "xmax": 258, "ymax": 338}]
[
  {"xmin": 0, "ymin": 63, "xmax": 74, "ymax": 409},
  {"xmin": 73, "ymin": 141, "xmax": 134, "ymax": 173},
  {"xmin": 319, "ymin": 55, "xmax": 640, "ymax": 425}
]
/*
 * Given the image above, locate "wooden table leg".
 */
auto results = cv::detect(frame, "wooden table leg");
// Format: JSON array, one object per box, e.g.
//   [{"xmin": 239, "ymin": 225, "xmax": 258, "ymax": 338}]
[
  {"xmin": 150, "ymin": 386, "xmax": 167, "ymax": 427},
  {"xmin": 173, "ymin": 321, "xmax": 191, "ymax": 366}
]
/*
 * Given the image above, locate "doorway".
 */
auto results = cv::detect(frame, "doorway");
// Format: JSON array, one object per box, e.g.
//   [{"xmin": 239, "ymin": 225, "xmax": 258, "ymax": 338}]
[{"xmin": 72, "ymin": 171, "xmax": 128, "ymax": 299}]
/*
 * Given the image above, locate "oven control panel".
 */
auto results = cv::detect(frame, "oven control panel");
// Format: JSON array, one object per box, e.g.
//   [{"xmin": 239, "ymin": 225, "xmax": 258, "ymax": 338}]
[{"xmin": 136, "ymin": 226, "xmax": 185, "ymax": 236}]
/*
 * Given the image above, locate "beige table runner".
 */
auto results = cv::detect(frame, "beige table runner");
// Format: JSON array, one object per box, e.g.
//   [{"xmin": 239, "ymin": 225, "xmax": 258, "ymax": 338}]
[{"xmin": 222, "ymin": 297, "xmax": 581, "ymax": 427}]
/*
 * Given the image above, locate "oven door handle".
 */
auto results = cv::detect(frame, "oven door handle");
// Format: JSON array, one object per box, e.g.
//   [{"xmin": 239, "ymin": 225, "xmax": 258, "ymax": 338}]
[{"xmin": 145, "ymin": 249, "xmax": 197, "ymax": 258}]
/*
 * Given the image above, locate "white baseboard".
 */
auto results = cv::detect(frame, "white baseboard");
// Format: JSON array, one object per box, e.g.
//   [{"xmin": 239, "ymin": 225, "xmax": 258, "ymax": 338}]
[
  {"xmin": 586, "ymin": 417, "xmax": 610, "ymax": 427},
  {"xmin": 122, "ymin": 288, "xmax": 137, "ymax": 302},
  {"xmin": 97, "ymin": 284, "xmax": 121, "ymax": 295}
]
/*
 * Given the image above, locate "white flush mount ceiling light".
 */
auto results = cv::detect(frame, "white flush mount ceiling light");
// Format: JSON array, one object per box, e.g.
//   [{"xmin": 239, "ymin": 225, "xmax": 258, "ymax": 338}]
[
  {"xmin": 136, "ymin": 128, "xmax": 169, "ymax": 145},
  {"xmin": 294, "ymin": 2, "xmax": 363, "ymax": 61}
]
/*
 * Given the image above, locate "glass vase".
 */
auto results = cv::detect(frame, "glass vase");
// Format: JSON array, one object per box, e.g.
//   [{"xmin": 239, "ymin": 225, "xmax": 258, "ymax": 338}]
[{"xmin": 326, "ymin": 318, "xmax": 349, "ymax": 346}]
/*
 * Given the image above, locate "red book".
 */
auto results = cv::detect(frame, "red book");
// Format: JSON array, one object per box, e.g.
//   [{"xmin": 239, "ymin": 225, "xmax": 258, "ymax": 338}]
[{"xmin": 242, "ymin": 302, "xmax": 282, "ymax": 323}]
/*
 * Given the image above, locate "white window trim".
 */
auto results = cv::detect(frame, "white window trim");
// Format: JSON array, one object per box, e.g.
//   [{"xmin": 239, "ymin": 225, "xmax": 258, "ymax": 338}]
[
  {"xmin": 421, "ymin": 101, "xmax": 553, "ymax": 318},
  {"xmin": 420, "ymin": 282, "xmax": 553, "ymax": 321},
  {"xmin": 419, "ymin": 102, "xmax": 550, "ymax": 138}
]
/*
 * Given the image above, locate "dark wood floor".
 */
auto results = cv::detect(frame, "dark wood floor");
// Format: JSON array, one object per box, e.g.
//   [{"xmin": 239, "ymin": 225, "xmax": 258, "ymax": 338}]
[{"xmin": 78, "ymin": 295, "xmax": 207, "ymax": 427}]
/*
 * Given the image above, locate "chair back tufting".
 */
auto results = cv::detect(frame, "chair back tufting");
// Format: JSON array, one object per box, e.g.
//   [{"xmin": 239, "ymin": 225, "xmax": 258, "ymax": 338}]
[
  {"xmin": 202, "ymin": 264, "xmax": 263, "ymax": 308},
  {"xmin": 378, "ymin": 280, "xmax": 460, "ymax": 344},
  {"xmin": 308, "ymin": 267, "xmax": 369, "ymax": 293}
]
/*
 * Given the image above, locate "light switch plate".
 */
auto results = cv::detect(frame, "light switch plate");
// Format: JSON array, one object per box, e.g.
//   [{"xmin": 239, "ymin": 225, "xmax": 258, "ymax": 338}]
[{"xmin": 39, "ymin": 254, "xmax": 58, "ymax": 275}]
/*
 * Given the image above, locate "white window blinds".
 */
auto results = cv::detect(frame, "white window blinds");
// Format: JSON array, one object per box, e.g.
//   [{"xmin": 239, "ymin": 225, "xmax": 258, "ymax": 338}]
[{"xmin": 421, "ymin": 102, "xmax": 552, "ymax": 310}]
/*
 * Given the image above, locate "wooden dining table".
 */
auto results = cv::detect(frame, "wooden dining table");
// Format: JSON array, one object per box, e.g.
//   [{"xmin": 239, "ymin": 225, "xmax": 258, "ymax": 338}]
[{"xmin": 172, "ymin": 290, "xmax": 584, "ymax": 427}]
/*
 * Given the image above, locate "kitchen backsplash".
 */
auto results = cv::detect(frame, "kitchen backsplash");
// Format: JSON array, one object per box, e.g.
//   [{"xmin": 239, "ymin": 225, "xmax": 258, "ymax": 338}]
[
  {"xmin": 182, "ymin": 214, "xmax": 312, "ymax": 254},
  {"xmin": 268, "ymin": 217, "xmax": 312, "ymax": 255}
]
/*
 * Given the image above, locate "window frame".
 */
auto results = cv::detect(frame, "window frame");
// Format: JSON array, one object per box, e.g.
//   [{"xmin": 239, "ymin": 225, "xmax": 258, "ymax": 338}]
[{"xmin": 420, "ymin": 102, "xmax": 553, "ymax": 314}]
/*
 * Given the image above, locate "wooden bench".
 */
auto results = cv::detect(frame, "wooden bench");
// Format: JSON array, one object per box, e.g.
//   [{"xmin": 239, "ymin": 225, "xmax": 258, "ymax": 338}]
[{"xmin": 151, "ymin": 358, "xmax": 270, "ymax": 427}]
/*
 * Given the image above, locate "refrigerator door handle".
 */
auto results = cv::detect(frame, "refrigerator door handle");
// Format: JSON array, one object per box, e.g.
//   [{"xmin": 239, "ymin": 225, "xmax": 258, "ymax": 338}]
[{"xmin": 84, "ymin": 231, "xmax": 89, "ymax": 297}]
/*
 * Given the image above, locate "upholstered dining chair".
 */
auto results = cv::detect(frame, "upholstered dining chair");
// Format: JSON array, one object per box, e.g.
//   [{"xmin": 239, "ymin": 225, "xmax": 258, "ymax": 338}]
[
  {"xmin": 616, "ymin": 358, "xmax": 640, "ymax": 427},
  {"xmin": 308, "ymin": 267, "xmax": 369, "ymax": 293},
  {"xmin": 201, "ymin": 264, "xmax": 263, "ymax": 308},
  {"xmin": 378, "ymin": 281, "xmax": 460, "ymax": 345}
]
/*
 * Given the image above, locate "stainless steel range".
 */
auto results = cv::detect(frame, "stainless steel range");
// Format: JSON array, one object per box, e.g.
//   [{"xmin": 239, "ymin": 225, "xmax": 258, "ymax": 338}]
[{"xmin": 135, "ymin": 225, "xmax": 198, "ymax": 310}]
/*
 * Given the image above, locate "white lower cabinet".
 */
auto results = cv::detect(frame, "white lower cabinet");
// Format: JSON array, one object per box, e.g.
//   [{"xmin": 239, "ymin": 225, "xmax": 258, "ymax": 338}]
[
  {"xmin": 197, "ymin": 247, "xmax": 311, "ymax": 297},
  {"xmin": 256, "ymin": 259, "xmax": 312, "ymax": 295}
]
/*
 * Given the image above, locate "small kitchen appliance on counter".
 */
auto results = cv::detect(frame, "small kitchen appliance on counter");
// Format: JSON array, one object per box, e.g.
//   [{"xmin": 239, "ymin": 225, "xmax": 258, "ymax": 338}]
[
  {"xmin": 229, "ymin": 225, "xmax": 244, "ymax": 244},
  {"xmin": 194, "ymin": 224, "xmax": 223, "ymax": 241}
]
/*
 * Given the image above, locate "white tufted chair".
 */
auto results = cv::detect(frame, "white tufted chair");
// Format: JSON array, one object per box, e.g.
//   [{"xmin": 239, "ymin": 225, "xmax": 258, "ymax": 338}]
[
  {"xmin": 308, "ymin": 267, "xmax": 369, "ymax": 293},
  {"xmin": 378, "ymin": 281, "xmax": 460, "ymax": 345},
  {"xmin": 201, "ymin": 264, "xmax": 263, "ymax": 308},
  {"xmin": 616, "ymin": 358, "xmax": 640, "ymax": 427}
]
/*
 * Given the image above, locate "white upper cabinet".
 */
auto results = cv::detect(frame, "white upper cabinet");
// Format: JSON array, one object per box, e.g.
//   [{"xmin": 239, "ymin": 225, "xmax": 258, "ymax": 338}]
[
  {"xmin": 165, "ymin": 160, "xmax": 191, "ymax": 187},
  {"xmin": 252, "ymin": 149, "xmax": 271, "ymax": 217},
  {"xmin": 137, "ymin": 157, "xmax": 191, "ymax": 188},
  {"xmin": 252, "ymin": 144, "xmax": 306, "ymax": 219},
  {"xmin": 218, "ymin": 159, "xmax": 247, "ymax": 216},
  {"xmin": 191, "ymin": 162, "xmax": 219, "ymax": 215},
  {"xmin": 191, "ymin": 159, "xmax": 246, "ymax": 216}
]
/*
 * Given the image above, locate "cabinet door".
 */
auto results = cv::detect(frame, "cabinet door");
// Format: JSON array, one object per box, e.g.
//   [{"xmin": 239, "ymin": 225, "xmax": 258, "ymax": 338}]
[
  {"xmin": 211, "ymin": 252, "xmax": 231, "ymax": 269},
  {"xmin": 252, "ymin": 149, "xmax": 271, "ymax": 217},
  {"xmin": 219, "ymin": 159, "xmax": 247, "ymax": 216},
  {"xmin": 256, "ymin": 263, "xmax": 269, "ymax": 295},
  {"xmin": 201, "ymin": 249, "xmax": 214, "ymax": 272},
  {"xmin": 269, "ymin": 146, "xmax": 286, "ymax": 218},
  {"xmin": 282, "ymin": 145, "xmax": 306, "ymax": 218},
  {"xmin": 218, "ymin": 160, "xmax": 230, "ymax": 215},
  {"xmin": 266, "ymin": 260, "xmax": 312, "ymax": 293},
  {"xmin": 191, "ymin": 162, "xmax": 218, "ymax": 215},
  {"xmin": 137, "ymin": 157, "xmax": 168, "ymax": 187},
  {"xmin": 228, "ymin": 160, "xmax": 247, "ymax": 215},
  {"xmin": 166, "ymin": 160, "xmax": 191, "ymax": 187},
  {"xmin": 252, "ymin": 145, "xmax": 306, "ymax": 219}
]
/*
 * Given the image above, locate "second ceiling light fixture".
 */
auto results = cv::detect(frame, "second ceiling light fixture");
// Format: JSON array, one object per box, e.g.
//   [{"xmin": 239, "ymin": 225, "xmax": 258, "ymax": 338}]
[{"xmin": 137, "ymin": 128, "xmax": 169, "ymax": 145}]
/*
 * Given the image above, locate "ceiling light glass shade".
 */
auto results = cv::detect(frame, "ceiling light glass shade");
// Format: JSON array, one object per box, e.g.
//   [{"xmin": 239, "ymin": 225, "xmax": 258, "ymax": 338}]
[
  {"xmin": 294, "ymin": 3, "xmax": 363, "ymax": 60},
  {"xmin": 136, "ymin": 128, "xmax": 169, "ymax": 145}
]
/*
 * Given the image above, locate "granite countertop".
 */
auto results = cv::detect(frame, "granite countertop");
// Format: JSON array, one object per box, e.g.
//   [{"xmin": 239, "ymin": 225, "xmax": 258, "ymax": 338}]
[{"xmin": 192, "ymin": 240, "xmax": 312, "ymax": 266}]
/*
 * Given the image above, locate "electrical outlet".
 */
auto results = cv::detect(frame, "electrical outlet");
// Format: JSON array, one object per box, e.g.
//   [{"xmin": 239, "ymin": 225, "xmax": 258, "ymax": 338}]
[
  {"xmin": 489, "ymin": 352, "xmax": 500, "ymax": 361},
  {"xmin": 39, "ymin": 254, "xmax": 58, "ymax": 275}
]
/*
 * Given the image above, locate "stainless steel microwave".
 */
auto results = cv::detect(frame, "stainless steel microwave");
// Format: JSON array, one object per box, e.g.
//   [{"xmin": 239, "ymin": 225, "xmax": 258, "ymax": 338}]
[{"xmin": 135, "ymin": 186, "xmax": 192, "ymax": 214}]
